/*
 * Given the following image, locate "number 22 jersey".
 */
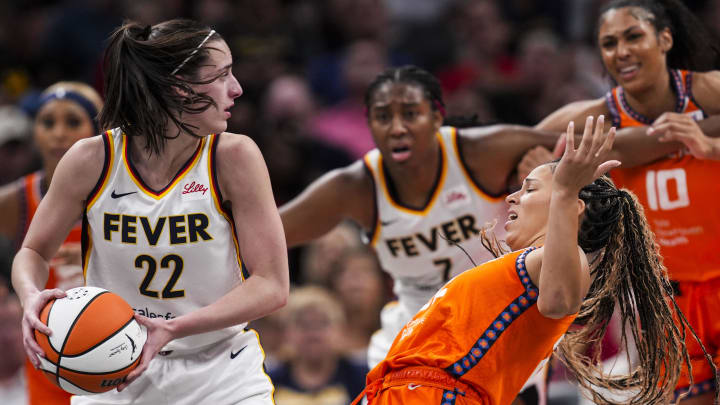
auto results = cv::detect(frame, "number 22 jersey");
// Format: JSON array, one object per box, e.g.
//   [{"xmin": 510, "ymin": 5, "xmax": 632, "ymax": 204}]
[{"xmin": 82, "ymin": 129, "xmax": 245, "ymax": 351}]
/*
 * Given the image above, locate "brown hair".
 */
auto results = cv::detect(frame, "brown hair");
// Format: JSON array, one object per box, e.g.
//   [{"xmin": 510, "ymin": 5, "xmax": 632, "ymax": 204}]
[{"xmin": 99, "ymin": 19, "xmax": 226, "ymax": 155}]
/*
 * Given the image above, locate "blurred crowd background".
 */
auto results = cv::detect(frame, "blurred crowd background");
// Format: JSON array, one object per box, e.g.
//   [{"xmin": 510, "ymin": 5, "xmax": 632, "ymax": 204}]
[{"xmin": 1, "ymin": 1, "xmax": 719, "ymax": 404}]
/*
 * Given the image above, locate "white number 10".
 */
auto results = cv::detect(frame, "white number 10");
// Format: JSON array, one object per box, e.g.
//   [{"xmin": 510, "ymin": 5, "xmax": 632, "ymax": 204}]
[{"xmin": 645, "ymin": 169, "xmax": 690, "ymax": 211}]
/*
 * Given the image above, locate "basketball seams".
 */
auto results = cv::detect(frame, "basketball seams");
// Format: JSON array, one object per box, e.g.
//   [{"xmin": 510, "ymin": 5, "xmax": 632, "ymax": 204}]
[
  {"xmin": 38, "ymin": 297, "xmax": 62, "ymax": 355},
  {"xmin": 58, "ymin": 355, "xmax": 141, "ymax": 376},
  {"xmin": 54, "ymin": 291, "xmax": 109, "ymax": 383},
  {"xmin": 61, "ymin": 316, "xmax": 136, "ymax": 358}
]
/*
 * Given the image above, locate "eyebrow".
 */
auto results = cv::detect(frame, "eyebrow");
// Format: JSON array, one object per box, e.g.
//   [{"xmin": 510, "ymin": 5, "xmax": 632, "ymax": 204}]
[
  {"xmin": 600, "ymin": 25, "xmax": 641, "ymax": 40},
  {"xmin": 523, "ymin": 178, "xmax": 539, "ymax": 186}
]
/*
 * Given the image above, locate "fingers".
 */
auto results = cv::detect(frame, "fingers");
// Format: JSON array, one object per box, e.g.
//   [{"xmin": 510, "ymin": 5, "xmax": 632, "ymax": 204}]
[
  {"xmin": 552, "ymin": 132, "xmax": 567, "ymax": 158},
  {"xmin": 588, "ymin": 115, "xmax": 606, "ymax": 157},
  {"xmin": 576, "ymin": 115, "xmax": 594, "ymax": 153},
  {"xmin": 30, "ymin": 314, "xmax": 53, "ymax": 336},
  {"xmin": 565, "ymin": 121, "xmax": 575, "ymax": 156},
  {"xmin": 596, "ymin": 126, "xmax": 616, "ymax": 157},
  {"xmin": 594, "ymin": 160, "xmax": 622, "ymax": 178},
  {"xmin": 22, "ymin": 322, "xmax": 45, "ymax": 367},
  {"xmin": 117, "ymin": 346, "xmax": 154, "ymax": 392}
]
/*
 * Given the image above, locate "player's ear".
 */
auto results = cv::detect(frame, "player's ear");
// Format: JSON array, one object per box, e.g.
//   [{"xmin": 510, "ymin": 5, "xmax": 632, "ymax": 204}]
[
  {"xmin": 432, "ymin": 106, "xmax": 443, "ymax": 131},
  {"xmin": 658, "ymin": 27, "xmax": 673, "ymax": 53}
]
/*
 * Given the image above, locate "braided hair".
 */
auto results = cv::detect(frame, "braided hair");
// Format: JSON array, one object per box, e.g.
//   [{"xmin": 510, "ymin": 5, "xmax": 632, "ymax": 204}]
[
  {"xmin": 364, "ymin": 65, "xmax": 445, "ymax": 117},
  {"xmin": 479, "ymin": 170, "xmax": 714, "ymax": 403},
  {"xmin": 598, "ymin": 0, "xmax": 720, "ymax": 71},
  {"xmin": 559, "ymin": 174, "xmax": 713, "ymax": 404}
]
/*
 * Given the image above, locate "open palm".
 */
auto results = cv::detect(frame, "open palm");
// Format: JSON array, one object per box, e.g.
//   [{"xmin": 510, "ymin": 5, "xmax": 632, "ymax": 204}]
[{"xmin": 553, "ymin": 115, "xmax": 620, "ymax": 192}]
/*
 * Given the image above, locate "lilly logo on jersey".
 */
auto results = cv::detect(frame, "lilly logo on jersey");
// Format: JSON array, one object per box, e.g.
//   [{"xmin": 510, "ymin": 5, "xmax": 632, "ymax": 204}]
[
  {"xmin": 442, "ymin": 185, "xmax": 471, "ymax": 209},
  {"xmin": 181, "ymin": 181, "xmax": 209, "ymax": 201}
]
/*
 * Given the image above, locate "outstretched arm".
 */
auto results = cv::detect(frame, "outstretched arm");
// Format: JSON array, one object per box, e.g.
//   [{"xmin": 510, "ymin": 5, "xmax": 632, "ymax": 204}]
[
  {"xmin": 459, "ymin": 125, "xmax": 562, "ymax": 195},
  {"xmin": 279, "ymin": 160, "xmax": 375, "ymax": 247},
  {"xmin": 532, "ymin": 116, "xmax": 619, "ymax": 318}
]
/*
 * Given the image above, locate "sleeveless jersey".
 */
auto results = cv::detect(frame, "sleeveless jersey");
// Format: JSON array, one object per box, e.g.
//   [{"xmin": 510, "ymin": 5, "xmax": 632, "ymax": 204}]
[
  {"xmin": 82, "ymin": 129, "xmax": 245, "ymax": 352},
  {"xmin": 606, "ymin": 70, "xmax": 720, "ymax": 282},
  {"xmin": 363, "ymin": 126, "xmax": 508, "ymax": 313},
  {"xmin": 366, "ymin": 248, "xmax": 575, "ymax": 405},
  {"xmin": 20, "ymin": 171, "xmax": 81, "ymax": 405}
]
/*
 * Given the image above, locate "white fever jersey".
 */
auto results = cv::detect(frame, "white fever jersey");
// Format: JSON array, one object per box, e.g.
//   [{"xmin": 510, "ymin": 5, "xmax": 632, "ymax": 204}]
[
  {"xmin": 363, "ymin": 126, "xmax": 509, "ymax": 312},
  {"xmin": 82, "ymin": 129, "xmax": 245, "ymax": 352}
]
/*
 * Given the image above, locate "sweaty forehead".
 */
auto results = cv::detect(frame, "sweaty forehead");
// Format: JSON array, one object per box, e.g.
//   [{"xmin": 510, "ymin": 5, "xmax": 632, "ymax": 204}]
[{"xmin": 370, "ymin": 82, "xmax": 428, "ymax": 106}]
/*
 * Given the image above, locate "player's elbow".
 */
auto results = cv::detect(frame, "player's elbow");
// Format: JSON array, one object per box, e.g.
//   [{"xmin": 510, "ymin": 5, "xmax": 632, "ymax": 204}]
[
  {"xmin": 268, "ymin": 281, "xmax": 289, "ymax": 312},
  {"xmin": 537, "ymin": 292, "xmax": 581, "ymax": 319}
]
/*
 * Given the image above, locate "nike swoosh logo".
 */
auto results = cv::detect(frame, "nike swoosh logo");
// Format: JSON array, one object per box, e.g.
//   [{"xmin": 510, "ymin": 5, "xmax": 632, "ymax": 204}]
[
  {"xmin": 111, "ymin": 190, "xmax": 137, "ymax": 199},
  {"xmin": 230, "ymin": 345, "xmax": 248, "ymax": 359},
  {"xmin": 380, "ymin": 219, "xmax": 399, "ymax": 226},
  {"xmin": 407, "ymin": 384, "xmax": 422, "ymax": 390}
]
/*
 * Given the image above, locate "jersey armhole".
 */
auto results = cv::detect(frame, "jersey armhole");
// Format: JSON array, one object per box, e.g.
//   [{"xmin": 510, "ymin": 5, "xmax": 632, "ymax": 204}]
[
  {"xmin": 85, "ymin": 130, "xmax": 113, "ymax": 208},
  {"xmin": 685, "ymin": 71, "xmax": 708, "ymax": 118},
  {"xmin": 362, "ymin": 158, "xmax": 380, "ymax": 245},
  {"xmin": 604, "ymin": 91, "xmax": 622, "ymax": 129}
]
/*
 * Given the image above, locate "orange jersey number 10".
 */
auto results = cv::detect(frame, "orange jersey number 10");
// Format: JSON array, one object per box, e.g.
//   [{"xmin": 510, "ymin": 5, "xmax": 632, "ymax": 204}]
[{"xmin": 645, "ymin": 169, "xmax": 690, "ymax": 211}]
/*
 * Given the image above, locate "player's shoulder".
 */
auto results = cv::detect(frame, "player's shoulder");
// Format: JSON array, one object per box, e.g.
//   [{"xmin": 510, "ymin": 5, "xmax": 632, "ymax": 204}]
[
  {"xmin": 690, "ymin": 70, "xmax": 720, "ymax": 115},
  {"xmin": 214, "ymin": 132, "xmax": 259, "ymax": 161},
  {"xmin": 63, "ymin": 136, "xmax": 107, "ymax": 175}
]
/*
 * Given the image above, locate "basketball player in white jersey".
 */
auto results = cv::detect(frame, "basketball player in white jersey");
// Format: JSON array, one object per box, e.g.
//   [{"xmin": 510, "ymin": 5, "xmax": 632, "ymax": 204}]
[
  {"xmin": 12, "ymin": 19, "xmax": 288, "ymax": 405},
  {"xmin": 281, "ymin": 65, "xmax": 569, "ymax": 405}
]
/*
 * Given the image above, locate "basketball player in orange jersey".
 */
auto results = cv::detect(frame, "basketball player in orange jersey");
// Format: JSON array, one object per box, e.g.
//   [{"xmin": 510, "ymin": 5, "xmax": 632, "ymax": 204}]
[
  {"xmin": 351, "ymin": 115, "xmax": 700, "ymax": 405},
  {"xmin": 0, "ymin": 81, "xmax": 102, "ymax": 405},
  {"xmin": 12, "ymin": 19, "xmax": 288, "ymax": 405},
  {"xmin": 535, "ymin": 1, "xmax": 720, "ymax": 403},
  {"xmin": 280, "ymin": 65, "xmax": 575, "ymax": 405},
  {"xmin": 280, "ymin": 65, "xmax": 695, "ymax": 405}
]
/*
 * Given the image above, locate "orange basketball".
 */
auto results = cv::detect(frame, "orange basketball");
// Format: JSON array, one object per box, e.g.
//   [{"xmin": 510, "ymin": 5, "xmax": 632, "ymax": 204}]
[{"xmin": 34, "ymin": 286, "xmax": 146, "ymax": 395}]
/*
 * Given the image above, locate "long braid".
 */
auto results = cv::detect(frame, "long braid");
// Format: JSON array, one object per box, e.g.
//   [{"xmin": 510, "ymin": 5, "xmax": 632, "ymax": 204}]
[{"xmin": 555, "ymin": 175, "xmax": 713, "ymax": 404}]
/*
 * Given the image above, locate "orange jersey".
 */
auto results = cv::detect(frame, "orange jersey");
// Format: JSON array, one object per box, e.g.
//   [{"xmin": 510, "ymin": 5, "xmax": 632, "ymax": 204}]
[
  {"xmin": 606, "ymin": 70, "xmax": 720, "ymax": 282},
  {"xmin": 19, "ymin": 171, "xmax": 81, "ymax": 405},
  {"xmin": 365, "ymin": 248, "xmax": 575, "ymax": 405}
]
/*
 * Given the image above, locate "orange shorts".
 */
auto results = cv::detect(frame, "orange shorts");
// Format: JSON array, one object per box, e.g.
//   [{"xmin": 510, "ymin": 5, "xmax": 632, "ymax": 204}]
[
  {"xmin": 672, "ymin": 278, "xmax": 720, "ymax": 400},
  {"xmin": 359, "ymin": 367, "xmax": 488, "ymax": 405},
  {"xmin": 25, "ymin": 357, "xmax": 72, "ymax": 405}
]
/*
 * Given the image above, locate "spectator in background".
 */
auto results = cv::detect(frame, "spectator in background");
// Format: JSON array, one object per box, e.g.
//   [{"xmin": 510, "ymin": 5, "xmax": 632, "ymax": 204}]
[
  {"xmin": 258, "ymin": 74, "xmax": 353, "ymax": 206},
  {"xmin": 270, "ymin": 286, "xmax": 368, "ymax": 405},
  {"xmin": 0, "ymin": 106, "xmax": 37, "ymax": 187},
  {"xmin": 249, "ymin": 310, "xmax": 289, "ymax": 375},
  {"xmin": 310, "ymin": 40, "xmax": 387, "ymax": 158},
  {"xmin": 299, "ymin": 222, "xmax": 362, "ymax": 286},
  {"xmin": 0, "ymin": 282, "xmax": 26, "ymax": 405},
  {"xmin": 329, "ymin": 246, "xmax": 388, "ymax": 366}
]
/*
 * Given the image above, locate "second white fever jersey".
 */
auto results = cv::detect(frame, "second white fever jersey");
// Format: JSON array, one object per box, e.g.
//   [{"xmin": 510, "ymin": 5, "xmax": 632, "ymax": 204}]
[
  {"xmin": 82, "ymin": 129, "xmax": 245, "ymax": 352},
  {"xmin": 363, "ymin": 126, "xmax": 509, "ymax": 312}
]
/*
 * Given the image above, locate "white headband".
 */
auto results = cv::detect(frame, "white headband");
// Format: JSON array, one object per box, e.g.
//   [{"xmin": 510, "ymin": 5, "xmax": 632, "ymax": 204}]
[{"xmin": 171, "ymin": 29, "xmax": 216, "ymax": 75}]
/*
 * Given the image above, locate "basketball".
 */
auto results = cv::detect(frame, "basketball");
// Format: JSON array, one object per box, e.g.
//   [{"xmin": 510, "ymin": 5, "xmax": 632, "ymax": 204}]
[{"xmin": 34, "ymin": 286, "xmax": 146, "ymax": 395}]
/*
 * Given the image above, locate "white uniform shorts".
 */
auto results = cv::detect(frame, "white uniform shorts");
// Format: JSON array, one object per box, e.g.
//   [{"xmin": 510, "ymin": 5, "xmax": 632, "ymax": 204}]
[
  {"xmin": 368, "ymin": 301, "xmax": 549, "ymax": 405},
  {"xmin": 72, "ymin": 329, "xmax": 274, "ymax": 405}
]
